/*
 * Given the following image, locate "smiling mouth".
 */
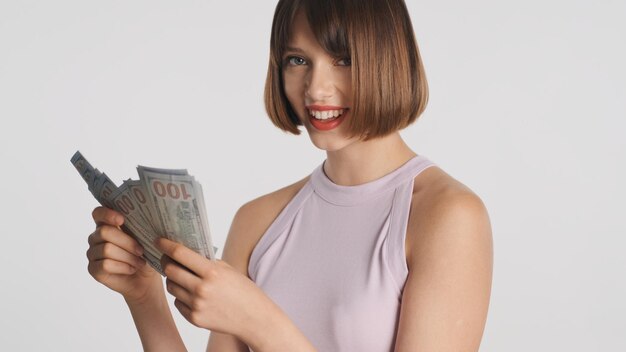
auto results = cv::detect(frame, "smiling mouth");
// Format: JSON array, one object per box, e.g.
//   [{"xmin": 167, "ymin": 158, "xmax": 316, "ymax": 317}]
[
  {"xmin": 308, "ymin": 108, "xmax": 347, "ymax": 121},
  {"xmin": 307, "ymin": 108, "xmax": 349, "ymax": 131}
]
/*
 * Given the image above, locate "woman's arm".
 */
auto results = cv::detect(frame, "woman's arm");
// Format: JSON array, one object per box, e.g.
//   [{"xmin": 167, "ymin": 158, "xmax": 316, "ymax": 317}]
[
  {"xmin": 206, "ymin": 203, "xmax": 259, "ymax": 351},
  {"xmin": 394, "ymin": 190, "xmax": 493, "ymax": 351},
  {"xmin": 125, "ymin": 286, "xmax": 187, "ymax": 352},
  {"xmin": 203, "ymin": 199, "xmax": 315, "ymax": 351},
  {"xmin": 152, "ymin": 236, "xmax": 316, "ymax": 352},
  {"xmin": 86, "ymin": 207, "xmax": 187, "ymax": 351},
  {"xmin": 149, "ymin": 179, "xmax": 314, "ymax": 352},
  {"xmin": 206, "ymin": 303, "xmax": 315, "ymax": 352}
]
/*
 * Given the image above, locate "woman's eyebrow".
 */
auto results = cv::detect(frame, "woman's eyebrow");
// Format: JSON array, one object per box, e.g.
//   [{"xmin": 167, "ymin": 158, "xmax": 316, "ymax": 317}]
[{"xmin": 285, "ymin": 46, "xmax": 306, "ymax": 54}]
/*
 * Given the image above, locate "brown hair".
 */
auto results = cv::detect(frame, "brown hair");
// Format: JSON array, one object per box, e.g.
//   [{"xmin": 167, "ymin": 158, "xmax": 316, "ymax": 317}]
[{"xmin": 264, "ymin": 0, "xmax": 429, "ymax": 141}]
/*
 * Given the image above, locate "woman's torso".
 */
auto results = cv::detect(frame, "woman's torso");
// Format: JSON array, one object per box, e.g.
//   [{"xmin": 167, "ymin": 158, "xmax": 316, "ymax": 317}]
[{"xmin": 244, "ymin": 155, "xmax": 441, "ymax": 351}]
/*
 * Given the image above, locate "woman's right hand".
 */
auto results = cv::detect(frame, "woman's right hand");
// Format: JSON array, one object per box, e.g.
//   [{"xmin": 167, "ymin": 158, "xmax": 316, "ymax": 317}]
[{"xmin": 86, "ymin": 206, "xmax": 163, "ymax": 304}]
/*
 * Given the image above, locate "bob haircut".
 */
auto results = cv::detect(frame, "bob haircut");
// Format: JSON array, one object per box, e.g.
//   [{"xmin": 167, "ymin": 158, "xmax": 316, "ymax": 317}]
[{"xmin": 264, "ymin": 0, "xmax": 429, "ymax": 141}]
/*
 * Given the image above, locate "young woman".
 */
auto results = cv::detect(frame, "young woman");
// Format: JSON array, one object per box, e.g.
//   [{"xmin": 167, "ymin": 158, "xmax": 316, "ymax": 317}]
[{"xmin": 86, "ymin": 0, "xmax": 493, "ymax": 351}]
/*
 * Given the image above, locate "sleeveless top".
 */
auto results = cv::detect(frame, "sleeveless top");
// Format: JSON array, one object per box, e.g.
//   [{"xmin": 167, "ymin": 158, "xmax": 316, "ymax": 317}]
[{"xmin": 247, "ymin": 155, "xmax": 437, "ymax": 352}]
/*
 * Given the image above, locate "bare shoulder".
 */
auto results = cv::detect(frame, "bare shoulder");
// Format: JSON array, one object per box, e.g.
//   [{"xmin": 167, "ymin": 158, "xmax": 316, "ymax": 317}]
[
  {"xmin": 406, "ymin": 166, "xmax": 493, "ymax": 266},
  {"xmin": 393, "ymin": 166, "xmax": 493, "ymax": 349},
  {"xmin": 220, "ymin": 175, "xmax": 311, "ymax": 277}
]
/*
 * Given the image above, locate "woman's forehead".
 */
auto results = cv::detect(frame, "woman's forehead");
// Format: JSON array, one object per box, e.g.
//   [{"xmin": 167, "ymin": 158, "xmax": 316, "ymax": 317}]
[{"xmin": 285, "ymin": 8, "xmax": 349, "ymax": 57}]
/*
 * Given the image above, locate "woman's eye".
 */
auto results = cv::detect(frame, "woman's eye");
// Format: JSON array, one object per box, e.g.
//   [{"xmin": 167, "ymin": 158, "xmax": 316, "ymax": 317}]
[
  {"xmin": 286, "ymin": 56, "xmax": 306, "ymax": 66},
  {"xmin": 337, "ymin": 58, "xmax": 352, "ymax": 66}
]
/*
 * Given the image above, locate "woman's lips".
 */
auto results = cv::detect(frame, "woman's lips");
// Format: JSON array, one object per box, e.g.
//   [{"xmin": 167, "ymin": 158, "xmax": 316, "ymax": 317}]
[{"xmin": 308, "ymin": 110, "xmax": 347, "ymax": 131}]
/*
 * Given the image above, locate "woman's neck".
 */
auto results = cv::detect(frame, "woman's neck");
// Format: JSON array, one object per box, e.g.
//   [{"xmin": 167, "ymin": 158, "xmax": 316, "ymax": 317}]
[{"xmin": 323, "ymin": 132, "xmax": 417, "ymax": 186}]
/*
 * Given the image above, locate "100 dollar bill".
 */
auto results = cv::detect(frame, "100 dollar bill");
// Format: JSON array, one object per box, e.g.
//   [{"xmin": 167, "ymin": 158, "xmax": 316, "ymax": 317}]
[
  {"xmin": 138, "ymin": 166, "xmax": 216, "ymax": 260},
  {"xmin": 71, "ymin": 151, "xmax": 218, "ymax": 276}
]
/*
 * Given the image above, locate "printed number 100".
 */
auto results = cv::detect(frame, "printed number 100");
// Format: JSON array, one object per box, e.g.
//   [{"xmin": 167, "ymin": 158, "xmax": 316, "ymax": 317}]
[{"xmin": 152, "ymin": 181, "xmax": 192, "ymax": 200}]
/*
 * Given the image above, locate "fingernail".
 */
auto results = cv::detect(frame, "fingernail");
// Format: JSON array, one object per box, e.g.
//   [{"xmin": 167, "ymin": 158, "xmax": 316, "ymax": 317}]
[{"xmin": 135, "ymin": 247, "xmax": 143, "ymax": 256}]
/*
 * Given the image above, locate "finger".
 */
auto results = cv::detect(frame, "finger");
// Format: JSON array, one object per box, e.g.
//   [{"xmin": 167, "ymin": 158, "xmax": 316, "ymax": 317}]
[
  {"xmin": 92, "ymin": 206, "xmax": 124, "ymax": 227},
  {"xmin": 88, "ymin": 225, "xmax": 144, "ymax": 257},
  {"xmin": 88, "ymin": 258, "xmax": 137, "ymax": 276},
  {"xmin": 156, "ymin": 237, "xmax": 209, "ymax": 277},
  {"xmin": 173, "ymin": 298, "xmax": 193, "ymax": 324},
  {"xmin": 165, "ymin": 278, "xmax": 193, "ymax": 306},
  {"xmin": 87, "ymin": 242, "xmax": 146, "ymax": 269},
  {"xmin": 161, "ymin": 254, "xmax": 201, "ymax": 290}
]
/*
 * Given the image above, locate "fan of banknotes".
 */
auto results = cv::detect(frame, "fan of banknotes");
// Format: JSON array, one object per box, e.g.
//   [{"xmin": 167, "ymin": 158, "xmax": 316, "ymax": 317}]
[{"xmin": 71, "ymin": 151, "xmax": 217, "ymax": 275}]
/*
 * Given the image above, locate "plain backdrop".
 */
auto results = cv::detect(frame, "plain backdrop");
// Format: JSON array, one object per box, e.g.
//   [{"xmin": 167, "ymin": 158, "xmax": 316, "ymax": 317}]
[{"xmin": 1, "ymin": 0, "xmax": 624, "ymax": 351}]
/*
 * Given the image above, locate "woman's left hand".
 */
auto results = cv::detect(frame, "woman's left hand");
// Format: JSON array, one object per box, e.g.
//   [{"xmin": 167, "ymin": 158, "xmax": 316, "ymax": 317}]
[{"xmin": 155, "ymin": 237, "xmax": 274, "ymax": 340}]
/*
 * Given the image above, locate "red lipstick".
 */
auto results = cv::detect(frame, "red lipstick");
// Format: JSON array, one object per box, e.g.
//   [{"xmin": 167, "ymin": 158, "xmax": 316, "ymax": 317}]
[
  {"xmin": 306, "ymin": 106, "xmax": 349, "ymax": 132},
  {"xmin": 306, "ymin": 105, "xmax": 346, "ymax": 111}
]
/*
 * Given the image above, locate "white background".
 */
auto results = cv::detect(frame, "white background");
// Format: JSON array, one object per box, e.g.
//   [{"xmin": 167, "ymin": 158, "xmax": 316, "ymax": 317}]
[{"xmin": 1, "ymin": 0, "xmax": 624, "ymax": 351}]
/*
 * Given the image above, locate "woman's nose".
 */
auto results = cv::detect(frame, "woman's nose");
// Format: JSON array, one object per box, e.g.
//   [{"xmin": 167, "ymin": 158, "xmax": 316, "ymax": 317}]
[{"xmin": 305, "ymin": 66, "xmax": 335, "ymax": 100}]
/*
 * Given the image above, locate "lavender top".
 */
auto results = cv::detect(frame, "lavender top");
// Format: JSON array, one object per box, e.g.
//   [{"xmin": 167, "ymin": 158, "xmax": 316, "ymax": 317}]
[{"xmin": 248, "ymin": 155, "xmax": 437, "ymax": 351}]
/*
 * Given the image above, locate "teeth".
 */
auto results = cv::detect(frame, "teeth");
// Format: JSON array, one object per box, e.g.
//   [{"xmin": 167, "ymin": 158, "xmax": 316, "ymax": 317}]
[{"xmin": 309, "ymin": 109, "xmax": 344, "ymax": 120}]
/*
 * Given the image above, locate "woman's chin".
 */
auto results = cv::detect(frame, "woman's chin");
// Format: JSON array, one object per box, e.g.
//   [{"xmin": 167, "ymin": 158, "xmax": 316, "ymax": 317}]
[
  {"xmin": 306, "ymin": 132, "xmax": 356, "ymax": 152},
  {"xmin": 300, "ymin": 118, "xmax": 360, "ymax": 152},
  {"xmin": 310, "ymin": 139, "xmax": 341, "ymax": 152}
]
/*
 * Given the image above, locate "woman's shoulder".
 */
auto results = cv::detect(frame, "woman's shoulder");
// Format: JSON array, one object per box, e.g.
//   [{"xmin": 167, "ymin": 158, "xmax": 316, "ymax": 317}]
[
  {"xmin": 236, "ymin": 175, "xmax": 311, "ymax": 237},
  {"xmin": 245, "ymin": 175, "xmax": 311, "ymax": 213},
  {"xmin": 220, "ymin": 175, "xmax": 311, "ymax": 277},
  {"xmin": 411, "ymin": 164, "xmax": 478, "ymax": 201},
  {"xmin": 406, "ymin": 165, "xmax": 492, "ymax": 265}
]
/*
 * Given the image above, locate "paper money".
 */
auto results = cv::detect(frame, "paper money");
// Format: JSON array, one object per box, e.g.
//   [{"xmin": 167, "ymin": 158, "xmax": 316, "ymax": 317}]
[
  {"xmin": 138, "ymin": 166, "xmax": 217, "ymax": 260},
  {"xmin": 71, "ymin": 151, "xmax": 218, "ymax": 276},
  {"xmin": 70, "ymin": 152, "xmax": 104, "ymax": 202},
  {"xmin": 107, "ymin": 183, "xmax": 164, "ymax": 272},
  {"xmin": 124, "ymin": 179, "xmax": 157, "ymax": 230}
]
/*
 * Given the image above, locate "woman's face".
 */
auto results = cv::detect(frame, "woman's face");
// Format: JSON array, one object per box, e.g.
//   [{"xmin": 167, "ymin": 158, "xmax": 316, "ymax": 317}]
[{"xmin": 282, "ymin": 10, "xmax": 360, "ymax": 151}]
